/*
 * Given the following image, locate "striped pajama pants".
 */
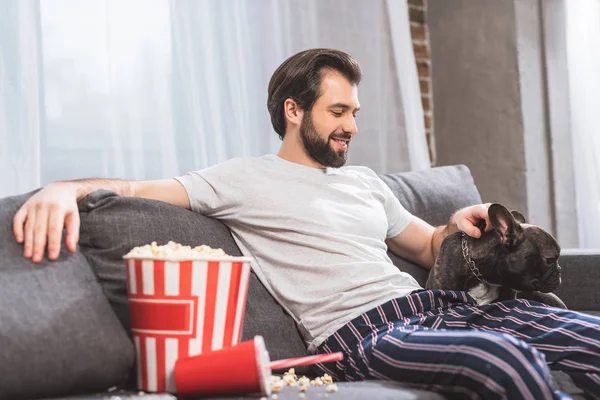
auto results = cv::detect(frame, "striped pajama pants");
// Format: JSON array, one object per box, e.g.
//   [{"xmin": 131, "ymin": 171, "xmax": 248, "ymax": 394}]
[{"xmin": 314, "ymin": 289, "xmax": 600, "ymax": 400}]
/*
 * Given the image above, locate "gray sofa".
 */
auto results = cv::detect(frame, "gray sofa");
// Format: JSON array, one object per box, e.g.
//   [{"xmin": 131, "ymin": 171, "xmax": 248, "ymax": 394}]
[{"xmin": 1, "ymin": 164, "xmax": 598, "ymax": 400}]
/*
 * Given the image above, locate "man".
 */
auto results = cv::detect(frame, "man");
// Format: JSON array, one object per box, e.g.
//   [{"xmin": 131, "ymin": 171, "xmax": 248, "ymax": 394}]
[{"xmin": 13, "ymin": 49, "xmax": 600, "ymax": 400}]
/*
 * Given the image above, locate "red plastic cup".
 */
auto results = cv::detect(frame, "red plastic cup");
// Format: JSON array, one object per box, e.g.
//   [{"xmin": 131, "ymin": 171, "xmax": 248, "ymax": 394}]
[
  {"xmin": 174, "ymin": 335, "xmax": 271, "ymax": 397},
  {"xmin": 123, "ymin": 254, "xmax": 253, "ymax": 393}
]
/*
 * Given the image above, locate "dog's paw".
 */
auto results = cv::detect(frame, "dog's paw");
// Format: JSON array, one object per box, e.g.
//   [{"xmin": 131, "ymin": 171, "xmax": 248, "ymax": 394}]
[{"xmin": 527, "ymin": 291, "xmax": 568, "ymax": 309}]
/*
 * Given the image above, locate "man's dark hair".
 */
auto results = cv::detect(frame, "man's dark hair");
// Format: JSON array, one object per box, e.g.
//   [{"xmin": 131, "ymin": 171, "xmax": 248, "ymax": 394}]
[{"xmin": 267, "ymin": 48, "xmax": 362, "ymax": 140}]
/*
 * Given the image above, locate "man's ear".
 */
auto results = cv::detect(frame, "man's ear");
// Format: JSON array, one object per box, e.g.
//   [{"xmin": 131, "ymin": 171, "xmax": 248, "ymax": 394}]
[
  {"xmin": 283, "ymin": 98, "xmax": 303, "ymax": 129},
  {"xmin": 489, "ymin": 203, "xmax": 522, "ymax": 246},
  {"xmin": 510, "ymin": 210, "xmax": 526, "ymax": 224}
]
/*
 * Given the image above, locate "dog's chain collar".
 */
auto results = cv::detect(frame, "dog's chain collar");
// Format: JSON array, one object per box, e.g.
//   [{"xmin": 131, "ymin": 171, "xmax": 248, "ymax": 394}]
[{"xmin": 461, "ymin": 232, "xmax": 487, "ymax": 285}]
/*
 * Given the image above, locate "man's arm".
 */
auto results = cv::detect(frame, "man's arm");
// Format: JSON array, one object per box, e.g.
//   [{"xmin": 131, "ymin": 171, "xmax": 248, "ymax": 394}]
[
  {"xmin": 385, "ymin": 204, "xmax": 492, "ymax": 270},
  {"xmin": 76, "ymin": 178, "xmax": 191, "ymax": 209},
  {"xmin": 13, "ymin": 178, "xmax": 189, "ymax": 263}
]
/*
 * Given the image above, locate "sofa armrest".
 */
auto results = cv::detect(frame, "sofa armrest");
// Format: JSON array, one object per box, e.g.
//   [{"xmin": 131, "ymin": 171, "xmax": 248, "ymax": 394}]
[{"xmin": 554, "ymin": 249, "xmax": 600, "ymax": 311}]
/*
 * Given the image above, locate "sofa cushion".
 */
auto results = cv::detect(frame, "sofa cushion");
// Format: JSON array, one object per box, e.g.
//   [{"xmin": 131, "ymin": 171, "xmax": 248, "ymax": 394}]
[
  {"xmin": 379, "ymin": 165, "xmax": 482, "ymax": 286},
  {"xmin": 43, "ymin": 372, "xmax": 585, "ymax": 400},
  {"xmin": 554, "ymin": 249, "xmax": 600, "ymax": 310},
  {"xmin": 51, "ymin": 381, "xmax": 446, "ymax": 399},
  {"xmin": 77, "ymin": 190, "xmax": 308, "ymax": 364},
  {"xmin": 0, "ymin": 191, "xmax": 135, "ymax": 400}
]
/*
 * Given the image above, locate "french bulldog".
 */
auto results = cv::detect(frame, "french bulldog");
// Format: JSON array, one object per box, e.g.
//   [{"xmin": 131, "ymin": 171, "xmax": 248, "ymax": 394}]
[{"xmin": 426, "ymin": 203, "xmax": 567, "ymax": 308}]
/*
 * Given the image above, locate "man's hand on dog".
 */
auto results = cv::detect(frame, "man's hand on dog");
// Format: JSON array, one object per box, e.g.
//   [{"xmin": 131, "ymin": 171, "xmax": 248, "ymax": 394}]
[{"xmin": 449, "ymin": 203, "xmax": 494, "ymax": 238}]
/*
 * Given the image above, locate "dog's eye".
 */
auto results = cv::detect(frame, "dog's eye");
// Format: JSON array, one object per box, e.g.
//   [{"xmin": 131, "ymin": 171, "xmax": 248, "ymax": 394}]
[{"xmin": 545, "ymin": 257, "xmax": 557, "ymax": 265}]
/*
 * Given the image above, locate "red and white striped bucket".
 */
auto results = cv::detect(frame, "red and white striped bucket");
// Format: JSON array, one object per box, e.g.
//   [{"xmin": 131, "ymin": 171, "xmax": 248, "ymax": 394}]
[{"xmin": 123, "ymin": 255, "xmax": 253, "ymax": 393}]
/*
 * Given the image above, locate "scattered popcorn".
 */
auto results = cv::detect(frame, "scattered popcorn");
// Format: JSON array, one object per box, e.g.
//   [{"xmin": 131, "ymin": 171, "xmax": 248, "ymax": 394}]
[
  {"xmin": 271, "ymin": 379, "xmax": 285, "ymax": 393},
  {"xmin": 298, "ymin": 376, "xmax": 310, "ymax": 387},
  {"xmin": 325, "ymin": 383, "xmax": 339, "ymax": 393},
  {"xmin": 125, "ymin": 241, "xmax": 229, "ymax": 258},
  {"xmin": 282, "ymin": 368, "xmax": 298, "ymax": 386},
  {"xmin": 272, "ymin": 395, "xmax": 279, "ymax": 400},
  {"xmin": 283, "ymin": 374, "xmax": 297, "ymax": 386},
  {"xmin": 268, "ymin": 371, "xmax": 336, "ymax": 395},
  {"xmin": 311, "ymin": 377, "xmax": 324, "ymax": 386},
  {"xmin": 284, "ymin": 368, "xmax": 297, "ymax": 379},
  {"xmin": 138, "ymin": 391, "xmax": 145, "ymax": 396},
  {"xmin": 299, "ymin": 393, "xmax": 306, "ymax": 398},
  {"xmin": 260, "ymin": 397, "xmax": 267, "ymax": 400},
  {"xmin": 322, "ymin": 373, "xmax": 333, "ymax": 384}
]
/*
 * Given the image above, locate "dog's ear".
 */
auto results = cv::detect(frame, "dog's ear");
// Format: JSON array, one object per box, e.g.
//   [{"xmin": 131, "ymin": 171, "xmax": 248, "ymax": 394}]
[
  {"xmin": 489, "ymin": 203, "xmax": 522, "ymax": 246},
  {"xmin": 510, "ymin": 210, "xmax": 526, "ymax": 224},
  {"xmin": 475, "ymin": 218, "xmax": 487, "ymax": 235}
]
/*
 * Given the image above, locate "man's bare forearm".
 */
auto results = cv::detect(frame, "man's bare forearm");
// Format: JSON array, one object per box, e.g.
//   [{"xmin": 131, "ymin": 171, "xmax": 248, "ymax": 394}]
[
  {"xmin": 430, "ymin": 207, "xmax": 476, "ymax": 263},
  {"xmin": 430, "ymin": 225, "xmax": 450, "ymax": 264},
  {"xmin": 58, "ymin": 178, "xmax": 136, "ymax": 201}
]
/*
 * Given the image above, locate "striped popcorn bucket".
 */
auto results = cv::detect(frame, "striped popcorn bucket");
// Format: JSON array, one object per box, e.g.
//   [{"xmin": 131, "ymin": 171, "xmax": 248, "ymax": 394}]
[{"xmin": 123, "ymin": 254, "xmax": 253, "ymax": 393}]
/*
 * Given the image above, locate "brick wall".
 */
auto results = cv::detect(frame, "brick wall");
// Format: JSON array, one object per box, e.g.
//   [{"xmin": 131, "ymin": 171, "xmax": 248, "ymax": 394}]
[{"xmin": 409, "ymin": 0, "xmax": 436, "ymax": 166}]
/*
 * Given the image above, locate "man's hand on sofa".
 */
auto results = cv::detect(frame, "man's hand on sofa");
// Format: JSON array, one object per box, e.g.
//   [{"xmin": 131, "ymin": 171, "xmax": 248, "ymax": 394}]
[
  {"xmin": 13, "ymin": 182, "xmax": 82, "ymax": 262},
  {"xmin": 13, "ymin": 178, "xmax": 191, "ymax": 263}
]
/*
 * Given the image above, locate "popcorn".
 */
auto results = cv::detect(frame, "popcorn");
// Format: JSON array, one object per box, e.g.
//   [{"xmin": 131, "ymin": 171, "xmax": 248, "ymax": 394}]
[
  {"xmin": 284, "ymin": 368, "xmax": 297, "ymax": 379},
  {"xmin": 268, "ymin": 372, "xmax": 337, "ymax": 396},
  {"xmin": 271, "ymin": 379, "xmax": 285, "ymax": 393},
  {"xmin": 298, "ymin": 376, "xmax": 310, "ymax": 387},
  {"xmin": 311, "ymin": 377, "xmax": 324, "ymax": 386},
  {"xmin": 325, "ymin": 383, "xmax": 339, "ymax": 393},
  {"xmin": 125, "ymin": 241, "xmax": 229, "ymax": 258},
  {"xmin": 283, "ymin": 368, "xmax": 298, "ymax": 386},
  {"xmin": 283, "ymin": 374, "xmax": 297, "ymax": 386}
]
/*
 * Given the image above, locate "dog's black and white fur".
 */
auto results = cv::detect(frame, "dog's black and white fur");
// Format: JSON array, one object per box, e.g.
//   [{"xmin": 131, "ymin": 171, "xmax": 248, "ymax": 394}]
[{"xmin": 426, "ymin": 203, "xmax": 567, "ymax": 308}]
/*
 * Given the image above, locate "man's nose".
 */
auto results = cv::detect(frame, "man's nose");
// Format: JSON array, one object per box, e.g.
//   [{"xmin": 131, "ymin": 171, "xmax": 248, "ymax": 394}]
[{"xmin": 343, "ymin": 115, "xmax": 358, "ymax": 135}]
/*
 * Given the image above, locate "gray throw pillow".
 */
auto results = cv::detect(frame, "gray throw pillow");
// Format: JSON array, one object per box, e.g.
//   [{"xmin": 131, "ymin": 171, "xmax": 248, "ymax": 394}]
[{"xmin": 0, "ymin": 191, "xmax": 135, "ymax": 400}]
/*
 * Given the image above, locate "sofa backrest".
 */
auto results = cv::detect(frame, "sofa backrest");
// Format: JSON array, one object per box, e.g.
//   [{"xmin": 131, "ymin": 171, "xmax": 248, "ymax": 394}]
[{"xmin": 380, "ymin": 164, "xmax": 482, "ymax": 285}]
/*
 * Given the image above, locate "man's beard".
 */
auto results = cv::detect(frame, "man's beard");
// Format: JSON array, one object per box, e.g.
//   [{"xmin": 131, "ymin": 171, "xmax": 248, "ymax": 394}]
[{"xmin": 299, "ymin": 111, "xmax": 350, "ymax": 168}]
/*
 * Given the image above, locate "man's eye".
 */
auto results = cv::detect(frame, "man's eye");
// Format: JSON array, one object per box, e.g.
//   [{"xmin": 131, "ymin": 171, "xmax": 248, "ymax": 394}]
[{"xmin": 332, "ymin": 112, "xmax": 343, "ymax": 117}]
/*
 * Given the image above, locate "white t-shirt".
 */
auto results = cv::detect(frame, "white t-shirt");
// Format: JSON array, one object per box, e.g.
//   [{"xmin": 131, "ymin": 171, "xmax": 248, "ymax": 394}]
[{"xmin": 176, "ymin": 154, "xmax": 421, "ymax": 352}]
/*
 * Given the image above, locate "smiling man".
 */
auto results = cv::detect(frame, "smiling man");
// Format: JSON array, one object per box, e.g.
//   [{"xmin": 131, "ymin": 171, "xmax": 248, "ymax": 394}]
[
  {"xmin": 13, "ymin": 48, "xmax": 600, "ymax": 399},
  {"xmin": 271, "ymin": 60, "xmax": 359, "ymax": 169}
]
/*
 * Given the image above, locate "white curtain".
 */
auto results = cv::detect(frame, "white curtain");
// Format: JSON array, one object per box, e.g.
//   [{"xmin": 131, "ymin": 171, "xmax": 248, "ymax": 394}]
[
  {"xmin": 0, "ymin": 0, "xmax": 43, "ymax": 197},
  {"xmin": 0, "ymin": 0, "xmax": 429, "ymax": 199},
  {"xmin": 565, "ymin": 0, "xmax": 600, "ymax": 248}
]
